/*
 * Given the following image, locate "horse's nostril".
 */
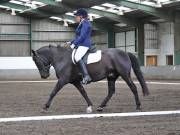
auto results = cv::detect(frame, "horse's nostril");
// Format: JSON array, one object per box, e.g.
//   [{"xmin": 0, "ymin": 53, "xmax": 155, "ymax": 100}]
[
  {"xmin": 41, "ymin": 72, "xmax": 49, "ymax": 79},
  {"xmin": 41, "ymin": 75, "xmax": 48, "ymax": 79}
]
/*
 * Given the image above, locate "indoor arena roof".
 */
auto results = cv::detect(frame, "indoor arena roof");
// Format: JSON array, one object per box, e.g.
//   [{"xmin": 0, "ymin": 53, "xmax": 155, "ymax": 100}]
[{"xmin": 0, "ymin": 0, "xmax": 180, "ymax": 29}]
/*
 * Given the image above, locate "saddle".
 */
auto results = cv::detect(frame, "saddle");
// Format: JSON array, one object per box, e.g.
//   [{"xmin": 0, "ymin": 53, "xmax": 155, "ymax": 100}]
[
  {"xmin": 82, "ymin": 46, "xmax": 97, "ymax": 64},
  {"xmin": 72, "ymin": 45, "xmax": 102, "ymax": 65}
]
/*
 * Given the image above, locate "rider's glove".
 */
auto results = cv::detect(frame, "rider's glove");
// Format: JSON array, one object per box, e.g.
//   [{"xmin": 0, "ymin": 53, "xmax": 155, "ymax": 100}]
[
  {"xmin": 70, "ymin": 44, "xmax": 75, "ymax": 49},
  {"xmin": 66, "ymin": 41, "xmax": 71, "ymax": 45},
  {"xmin": 63, "ymin": 41, "xmax": 71, "ymax": 48}
]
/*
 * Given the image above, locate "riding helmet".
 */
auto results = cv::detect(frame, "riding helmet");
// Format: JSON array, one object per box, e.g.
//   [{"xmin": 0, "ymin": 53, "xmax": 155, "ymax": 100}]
[{"xmin": 74, "ymin": 8, "xmax": 88, "ymax": 18}]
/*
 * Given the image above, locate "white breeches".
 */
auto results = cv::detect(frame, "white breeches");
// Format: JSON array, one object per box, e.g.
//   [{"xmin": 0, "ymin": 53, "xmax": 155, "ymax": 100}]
[{"xmin": 73, "ymin": 46, "xmax": 89, "ymax": 63}]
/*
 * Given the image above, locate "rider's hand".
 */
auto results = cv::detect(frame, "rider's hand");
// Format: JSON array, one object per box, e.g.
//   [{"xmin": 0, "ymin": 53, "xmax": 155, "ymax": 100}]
[
  {"xmin": 63, "ymin": 42, "xmax": 71, "ymax": 48},
  {"xmin": 66, "ymin": 41, "xmax": 71, "ymax": 45},
  {"xmin": 64, "ymin": 44, "xmax": 70, "ymax": 48}
]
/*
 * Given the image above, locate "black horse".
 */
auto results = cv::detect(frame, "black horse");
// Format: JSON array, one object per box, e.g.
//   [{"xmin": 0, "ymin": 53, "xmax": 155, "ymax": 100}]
[{"xmin": 32, "ymin": 45, "xmax": 149, "ymax": 113}]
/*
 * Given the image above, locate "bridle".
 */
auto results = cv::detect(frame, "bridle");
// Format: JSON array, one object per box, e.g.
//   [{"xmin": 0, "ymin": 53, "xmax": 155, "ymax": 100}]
[{"xmin": 33, "ymin": 52, "xmax": 51, "ymax": 71}]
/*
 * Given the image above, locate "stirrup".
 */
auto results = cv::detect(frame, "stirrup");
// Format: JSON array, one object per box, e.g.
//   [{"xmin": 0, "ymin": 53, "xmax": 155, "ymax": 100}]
[{"xmin": 81, "ymin": 76, "xmax": 92, "ymax": 85}]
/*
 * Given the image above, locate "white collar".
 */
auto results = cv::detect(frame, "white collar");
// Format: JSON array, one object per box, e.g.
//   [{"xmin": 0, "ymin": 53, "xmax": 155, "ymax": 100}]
[{"xmin": 79, "ymin": 19, "xmax": 84, "ymax": 26}]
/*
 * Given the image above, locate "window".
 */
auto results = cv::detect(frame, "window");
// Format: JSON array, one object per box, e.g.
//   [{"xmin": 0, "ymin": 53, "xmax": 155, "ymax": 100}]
[
  {"xmin": 146, "ymin": 56, "xmax": 157, "ymax": 66},
  {"xmin": 166, "ymin": 55, "xmax": 173, "ymax": 65},
  {"xmin": 115, "ymin": 30, "xmax": 136, "ymax": 53}
]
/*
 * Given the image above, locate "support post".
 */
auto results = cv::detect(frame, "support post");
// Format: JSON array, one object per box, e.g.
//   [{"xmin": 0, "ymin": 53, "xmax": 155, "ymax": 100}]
[
  {"xmin": 29, "ymin": 18, "xmax": 32, "ymax": 56},
  {"xmin": 174, "ymin": 12, "xmax": 180, "ymax": 65},
  {"xmin": 136, "ymin": 25, "xmax": 145, "ymax": 66},
  {"xmin": 108, "ymin": 29, "xmax": 115, "ymax": 48}
]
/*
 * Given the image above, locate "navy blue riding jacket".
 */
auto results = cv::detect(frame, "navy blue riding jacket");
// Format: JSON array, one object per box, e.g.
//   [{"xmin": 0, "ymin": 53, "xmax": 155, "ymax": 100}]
[{"xmin": 71, "ymin": 19, "xmax": 92, "ymax": 48}]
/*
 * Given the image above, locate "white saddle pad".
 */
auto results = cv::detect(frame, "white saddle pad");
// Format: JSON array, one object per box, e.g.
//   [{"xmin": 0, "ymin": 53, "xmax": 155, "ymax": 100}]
[{"xmin": 72, "ymin": 50, "xmax": 102, "ymax": 64}]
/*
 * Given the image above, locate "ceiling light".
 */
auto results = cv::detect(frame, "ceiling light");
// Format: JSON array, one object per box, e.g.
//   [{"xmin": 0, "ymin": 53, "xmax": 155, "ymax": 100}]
[
  {"xmin": 25, "ymin": 1, "xmax": 30, "ymax": 4},
  {"xmin": 117, "ymin": 9, "xmax": 124, "ymax": 15},
  {"xmin": 31, "ymin": 3, "xmax": 37, "ymax": 9},
  {"xmin": 50, "ymin": 16, "xmax": 62, "ymax": 20},
  {"xmin": 156, "ymin": 0, "xmax": 162, "ymax": 7},
  {"xmin": 63, "ymin": 20, "xmax": 68, "ymax": 27},
  {"xmin": 89, "ymin": 15, "xmax": 93, "ymax": 21},
  {"xmin": 10, "ymin": 0, "xmax": 23, "ymax": 5},
  {"xmin": 32, "ymin": 1, "xmax": 45, "ymax": 6},
  {"xmin": 11, "ymin": 9, "xmax": 16, "ymax": 15},
  {"xmin": 108, "ymin": 6, "xmax": 115, "ymax": 11},
  {"xmin": 58, "ymin": 19, "xmax": 62, "ymax": 21},
  {"xmin": 116, "ymin": 23, "xmax": 127, "ymax": 27},
  {"xmin": 92, "ymin": 6, "xmax": 106, "ymax": 11},
  {"xmin": 18, "ymin": 0, "xmax": 31, "ymax": 2},
  {"xmin": 65, "ymin": 12, "xmax": 74, "ymax": 16}
]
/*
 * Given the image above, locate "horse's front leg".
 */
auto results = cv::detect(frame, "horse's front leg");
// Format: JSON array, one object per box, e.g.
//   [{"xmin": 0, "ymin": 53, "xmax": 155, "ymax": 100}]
[
  {"xmin": 73, "ymin": 82, "xmax": 93, "ymax": 113},
  {"xmin": 43, "ymin": 79, "xmax": 66, "ymax": 110}
]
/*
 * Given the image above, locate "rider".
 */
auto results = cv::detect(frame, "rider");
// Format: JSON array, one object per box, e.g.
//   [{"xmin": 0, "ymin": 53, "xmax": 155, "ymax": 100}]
[{"xmin": 66, "ymin": 8, "xmax": 92, "ymax": 85}]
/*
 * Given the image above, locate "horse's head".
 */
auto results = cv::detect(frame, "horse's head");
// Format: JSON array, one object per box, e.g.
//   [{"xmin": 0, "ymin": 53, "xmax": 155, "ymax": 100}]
[{"xmin": 32, "ymin": 49, "xmax": 51, "ymax": 79}]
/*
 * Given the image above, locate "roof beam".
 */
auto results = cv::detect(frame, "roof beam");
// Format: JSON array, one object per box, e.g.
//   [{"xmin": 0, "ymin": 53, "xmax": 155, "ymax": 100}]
[
  {"xmin": 34, "ymin": 0, "xmax": 60, "ymax": 6},
  {"xmin": 107, "ymin": 0, "xmax": 174, "ymax": 21},
  {"xmin": 0, "ymin": 2, "xmax": 27, "ymax": 10},
  {"xmin": 36, "ymin": 0, "xmax": 175, "ymax": 22},
  {"xmin": 31, "ymin": 0, "xmax": 142, "ymax": 27},
  {"xmin": 88, "ymin": 8, "xmax": 141, "ymax": 27},
  {"xmin": 1, "ymin": 0, "xmax": 142, "ymax": 27},
  {"xmin": 0, "ymin": 0, "xmax": 75, "ymax": 11},
  {"xmin": 34, "ymin": 0, "xmax": 76, "ymax": 11},
  {"xmin": 0, "ymin": 2, "xmax": 71, "ymax": 19},
  {"xmin": 0, "ymin": 2, "xmax": 113, "ymax": 31},
  {"xmin": 60, "ymin": 14, "xmax": 115, "ymax": 31},
  {"xmin": 0, "ymin": 2, "xmax": 69, "ymax": 17},
  {"xmin": 0, "ymin": 0, "xmax": 10, "ymax": 4}
]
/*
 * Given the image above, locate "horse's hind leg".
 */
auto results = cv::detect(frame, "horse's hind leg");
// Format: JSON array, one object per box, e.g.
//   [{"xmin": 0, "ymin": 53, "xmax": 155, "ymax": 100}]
[
  {"xmin": 97, "ymin": 77, "xmax": 116, "ymax": 112},
  {"xmin": 122, "ymin": 75, "xmax": 141, "ymax": 110}
]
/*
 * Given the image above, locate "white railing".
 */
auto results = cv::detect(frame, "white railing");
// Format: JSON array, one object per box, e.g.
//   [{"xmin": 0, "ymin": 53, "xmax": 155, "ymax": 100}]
[{"xmin": 0, "ymin": 57, "xmax": 36, "ymax": 69}]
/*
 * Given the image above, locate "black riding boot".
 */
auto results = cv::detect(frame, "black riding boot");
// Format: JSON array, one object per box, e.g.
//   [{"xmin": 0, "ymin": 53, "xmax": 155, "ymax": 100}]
[{"xmin": 77, "ymin": 59, "xmax": 92, "ymax": 85}]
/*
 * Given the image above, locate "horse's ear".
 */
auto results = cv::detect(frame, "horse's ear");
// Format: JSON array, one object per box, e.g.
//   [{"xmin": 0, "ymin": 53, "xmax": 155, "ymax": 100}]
[{"xmin": 31, "ymin": 50, "xmax": 36, "ymax": 56}]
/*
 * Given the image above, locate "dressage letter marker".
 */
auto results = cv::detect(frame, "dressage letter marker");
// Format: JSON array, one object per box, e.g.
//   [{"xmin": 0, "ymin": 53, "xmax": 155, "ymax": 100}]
[{"xmin": 0, "ymin": 110, "xmax": 180, "ymax": 123}]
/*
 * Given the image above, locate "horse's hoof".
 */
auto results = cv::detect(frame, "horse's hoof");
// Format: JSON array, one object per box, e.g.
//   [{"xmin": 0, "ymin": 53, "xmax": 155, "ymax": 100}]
[
  {"xmin": 97, "ymin": 107, "xmax": 103, "ymax": 112},
  {"xmin": 86, "ymin": 106, "xmax": 93, "ymax": 113},
  {"xmin": 136, "ymin": 106, "xmax": 142, "ymax": 111},
  {"xmin": 143, "ymin": 90, "xmax": 150, "ymax": 96},
  {"xmin": 43, "ymin": 104, "xmax": 49, "ymax": 111},
  {"xmin": 43, "ymin": 107, "xmax": 48, "ymax": 111},
  {"xmin": 144, "ymin": 93, "xmax": 150, "ymax": 96}
]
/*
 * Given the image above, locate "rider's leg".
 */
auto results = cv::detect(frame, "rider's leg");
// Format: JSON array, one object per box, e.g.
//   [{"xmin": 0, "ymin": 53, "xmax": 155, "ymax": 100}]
[{"xmin": 74, "ymin": 46, "xmax": 92, "ymax": 84}]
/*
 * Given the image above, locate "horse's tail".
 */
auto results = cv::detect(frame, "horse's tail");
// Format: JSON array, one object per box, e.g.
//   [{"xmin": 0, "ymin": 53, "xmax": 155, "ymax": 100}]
[{"xmin": 128, "ymin": 52, "xmax": 150, "ymax": 96}]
